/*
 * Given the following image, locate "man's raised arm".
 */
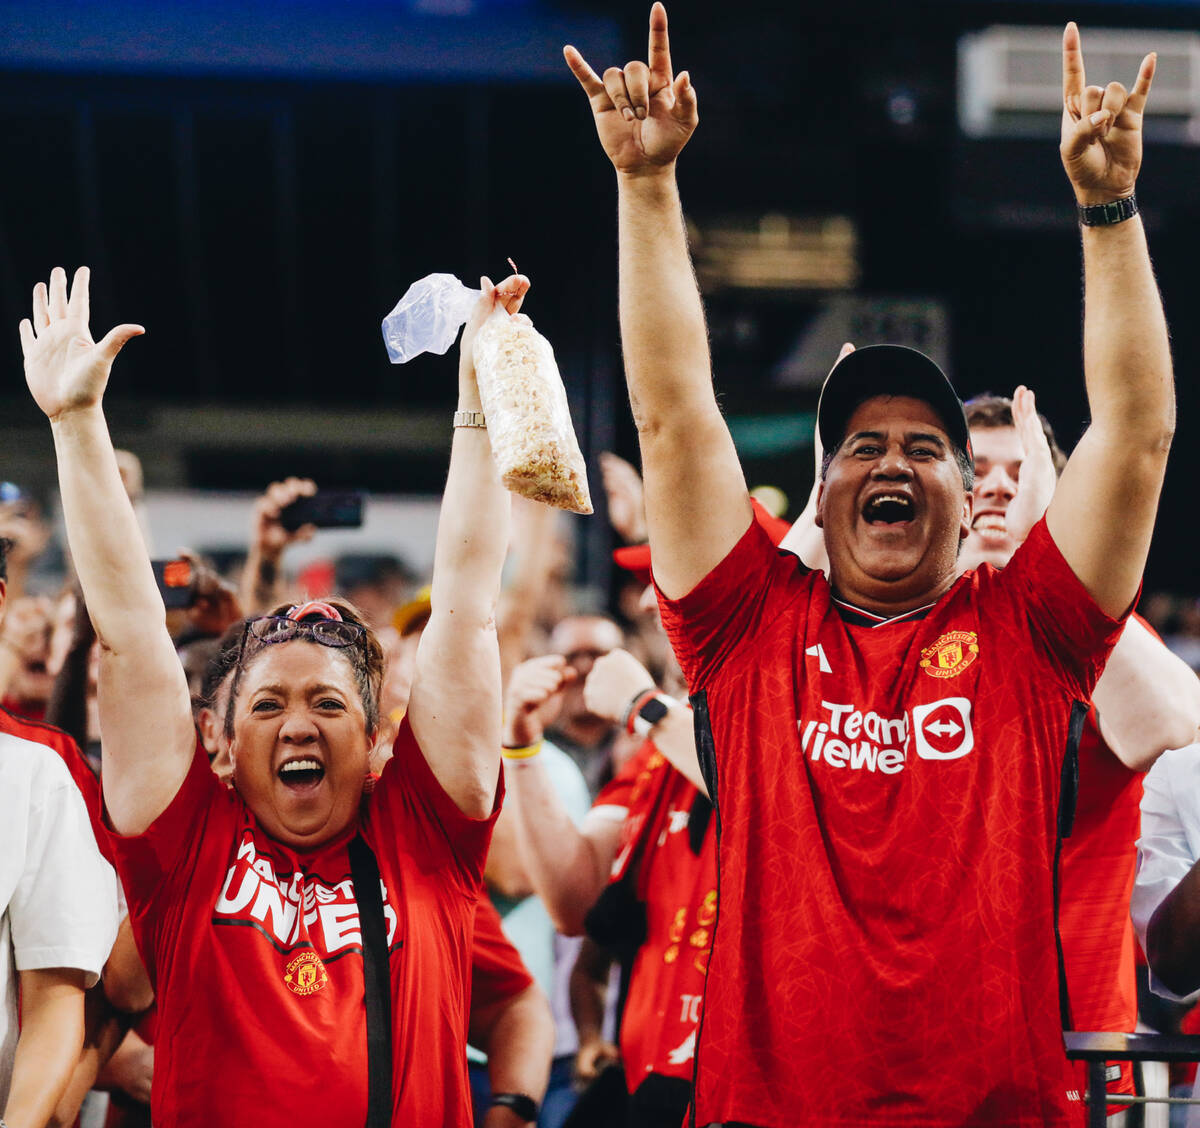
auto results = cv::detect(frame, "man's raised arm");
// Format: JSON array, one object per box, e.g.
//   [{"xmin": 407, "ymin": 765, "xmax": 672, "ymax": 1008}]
[
  {"xmin": 1045, "ymin": 24, "xmax": 1174, "ymax": 618},
  {"xmin": 565, "ymin": 3, "xmax": 751, "ymax": 599}
]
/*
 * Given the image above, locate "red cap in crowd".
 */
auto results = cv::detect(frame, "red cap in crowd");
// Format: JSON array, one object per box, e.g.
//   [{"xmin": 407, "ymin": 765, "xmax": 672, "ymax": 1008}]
[{"xmin": 613, "ymin": 498, "xmax": 792, "ymax": 587}]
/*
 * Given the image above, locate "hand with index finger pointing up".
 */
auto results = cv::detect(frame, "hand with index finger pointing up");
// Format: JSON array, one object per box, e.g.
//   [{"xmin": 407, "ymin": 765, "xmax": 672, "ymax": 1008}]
[{"xmin": 564, "ymin": 3, "xmax": 698, "ymax": 177}]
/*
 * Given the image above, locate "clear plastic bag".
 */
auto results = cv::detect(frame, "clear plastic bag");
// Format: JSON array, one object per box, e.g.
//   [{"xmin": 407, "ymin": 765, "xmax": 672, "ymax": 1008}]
[
  {"xmin": 381, "ymin": 273, "xmax": 479, "ymax": 365},
  {"xmin": 382, "ymin": 272, "xmax": 593, "ymax": 514},
  {"xmin": 472, "ymin": 306, "xmax": 593, "ymax": 514}
]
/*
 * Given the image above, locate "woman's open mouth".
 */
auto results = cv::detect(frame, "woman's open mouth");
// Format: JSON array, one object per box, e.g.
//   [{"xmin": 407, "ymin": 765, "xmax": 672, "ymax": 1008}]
[{"xmin": 278, "ymin": 758, "xmax": 326, "ymax": 791}]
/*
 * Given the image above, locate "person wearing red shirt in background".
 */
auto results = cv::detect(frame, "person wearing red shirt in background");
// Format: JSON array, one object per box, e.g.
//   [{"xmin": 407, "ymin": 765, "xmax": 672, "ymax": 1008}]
[
  {"xmin": 565, "ymin": 6, "xmax": 1173, "ymax": 1126},
  {"xmin": 958, "ymin": 390, "xmax": 1200, "ymax": 1119},
  {"xmin": 500, "ymin": 503, "xmax": 788, "ymax": 1128},
  {"xmin": 18, "ymin": 265, "xmax": 532, "ymax": 1127}
]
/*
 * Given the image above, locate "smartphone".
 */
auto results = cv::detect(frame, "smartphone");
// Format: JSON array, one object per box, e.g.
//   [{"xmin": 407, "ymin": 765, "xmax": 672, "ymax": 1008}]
[
  {"xmin": 152, "ymin": 558, "xmax": 197, "ymax": 609},
  {"xmin": 279, "ymin": 491, "xmax": 365, "ymax": 533}
]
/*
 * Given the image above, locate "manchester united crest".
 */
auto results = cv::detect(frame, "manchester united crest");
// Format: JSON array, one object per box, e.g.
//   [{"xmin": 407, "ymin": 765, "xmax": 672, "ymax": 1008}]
[
  {"xmin": 284, "ymin": 949, "xmax": 329, "ymax": 996},
  {"xmin": 919, "ymin": 631, "xmax": 979, "ymax": 679}
]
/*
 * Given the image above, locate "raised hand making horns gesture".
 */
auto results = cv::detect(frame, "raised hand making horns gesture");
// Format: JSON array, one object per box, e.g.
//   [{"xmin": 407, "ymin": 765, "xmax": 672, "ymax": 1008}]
[
  {"xmin": 564, "ymin": 2, "xmax": 698, "ymax": 175},
  {"xmin": 1060, "ymin": 21, "xmax": 1155, "ymax": 205}
]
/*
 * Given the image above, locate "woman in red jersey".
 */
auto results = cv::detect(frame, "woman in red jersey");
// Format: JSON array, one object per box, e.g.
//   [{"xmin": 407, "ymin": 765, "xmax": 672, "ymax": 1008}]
[{"xmin": 18, "ymin": 265, "xmax": 529, "ymax": 1128}]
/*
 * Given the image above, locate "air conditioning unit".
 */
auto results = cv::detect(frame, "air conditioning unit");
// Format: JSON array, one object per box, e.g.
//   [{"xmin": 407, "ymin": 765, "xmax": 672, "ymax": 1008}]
[{"xmin": 959, "ymin": 25, "xmax": 1200, "ymax": 142}]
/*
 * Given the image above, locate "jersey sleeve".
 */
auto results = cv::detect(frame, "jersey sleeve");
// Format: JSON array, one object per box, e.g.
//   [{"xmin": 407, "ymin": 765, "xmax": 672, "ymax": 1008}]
[
  {"xmin": 10, "ymin": 750, "xmax": 120, "ymax": 987},
  {"xmin": 989, "ymin": 517, "xmax": 1127, "ymax": 697},
  {"xmin": 470, "ymin": 895, "xmax": 535, "ymax": 1016},
  {"xmin": 370, "ymin": 715, "xmax": 502, "ymax": 895},
  {"xmin": 586, "ymin": 739, "xmax": 657, "ymax": 827},
  {"xmin": 103, "ymin": 737, "xmax": 227, "ymax": 978},
  {"xmin": 657, "ymin": 519, "xmax": 808, "ymax": 691},
  {"xmin": 1132, "ymin": 748, "xmax": 1200, "ymax": 1003}
]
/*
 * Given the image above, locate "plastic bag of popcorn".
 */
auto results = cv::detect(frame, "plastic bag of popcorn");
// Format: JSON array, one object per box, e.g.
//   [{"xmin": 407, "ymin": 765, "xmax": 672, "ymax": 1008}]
[
  {"xmin": 472, "ymin": 306, "xmax": 593, "ymax": 514},
  {"xmin": 381, "ymin": 272, "xmax": 592, "ymax": 514}
]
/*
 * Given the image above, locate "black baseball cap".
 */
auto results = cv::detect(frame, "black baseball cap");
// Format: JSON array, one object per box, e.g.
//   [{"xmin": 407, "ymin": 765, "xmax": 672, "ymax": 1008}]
[{"xmin": 816, "ymin": 345, "xmax": 972, "ymax": 459}]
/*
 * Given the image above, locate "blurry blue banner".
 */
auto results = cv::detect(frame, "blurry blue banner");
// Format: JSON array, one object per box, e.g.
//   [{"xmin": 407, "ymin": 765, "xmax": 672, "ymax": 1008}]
[{"xmin": 0, "ymin": 1, "xmax": 620, "ymax": 80}]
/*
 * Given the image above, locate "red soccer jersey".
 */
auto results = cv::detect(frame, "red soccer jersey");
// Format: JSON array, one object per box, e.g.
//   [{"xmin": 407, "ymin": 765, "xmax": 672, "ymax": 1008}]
[
  {"xmin": 659, "ymin": 517, "xmax": 1123, "ymax": 1128},
  {"xmin": 1060, "ymin": 709, "xmax": 1142, "ymax": 1110},
  {"xmin": 472, "ymin": 894, "xmax": 535, "ymax": 1012},
  {"xmin": 610, "ymin": 746, "xmax": 718, "ymax": 1087},
  {"xmin": 106, "ymin": 717, "xmax": 500, "ymax": 1128}
]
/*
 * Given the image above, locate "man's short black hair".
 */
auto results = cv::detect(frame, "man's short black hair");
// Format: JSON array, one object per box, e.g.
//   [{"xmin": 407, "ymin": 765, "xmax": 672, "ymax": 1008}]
[{"xmin": 0, "ymin": 537, "xmax": 11, "ymax": 583}]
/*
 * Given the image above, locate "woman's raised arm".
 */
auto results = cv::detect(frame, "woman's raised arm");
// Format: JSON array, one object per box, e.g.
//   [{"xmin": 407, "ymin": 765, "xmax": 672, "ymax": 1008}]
[
  {"xmin": 406, "ymin": 273, "xmax": 528, "ymax": 818},
  {"xmin": 20, "ymin": 267, "xmax": 195, "ymax": 834}
]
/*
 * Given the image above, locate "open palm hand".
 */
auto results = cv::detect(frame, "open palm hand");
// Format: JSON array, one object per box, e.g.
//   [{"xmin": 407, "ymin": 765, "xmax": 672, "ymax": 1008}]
[{"xmin": 18, "ymin": 266, "xmax": 143, "ymax": 421}]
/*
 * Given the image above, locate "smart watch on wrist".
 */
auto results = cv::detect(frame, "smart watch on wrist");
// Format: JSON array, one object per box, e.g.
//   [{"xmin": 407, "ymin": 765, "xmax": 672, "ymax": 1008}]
[{"xmin": 489, "ymin": 1092, "xmax": 539, "ymax": 1123}]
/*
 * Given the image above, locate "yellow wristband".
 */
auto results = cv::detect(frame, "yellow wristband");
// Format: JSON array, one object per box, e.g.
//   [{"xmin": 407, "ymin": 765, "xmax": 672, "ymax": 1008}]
[{"xmin": 501, "ymin": 741, "xmax": 543, "ymax": 761}]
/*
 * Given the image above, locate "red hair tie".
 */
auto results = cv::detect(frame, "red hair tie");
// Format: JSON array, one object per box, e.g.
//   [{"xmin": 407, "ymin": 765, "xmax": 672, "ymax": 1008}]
[{"xmin": 286, "ymin": 600, "xmax": 344, "ymax": 622}]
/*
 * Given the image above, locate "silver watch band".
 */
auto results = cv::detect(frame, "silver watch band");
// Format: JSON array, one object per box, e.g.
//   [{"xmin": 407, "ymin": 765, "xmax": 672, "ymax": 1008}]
[{"xmin": 453, "ymin": 410, "xmax": 487, "ymax": 429}]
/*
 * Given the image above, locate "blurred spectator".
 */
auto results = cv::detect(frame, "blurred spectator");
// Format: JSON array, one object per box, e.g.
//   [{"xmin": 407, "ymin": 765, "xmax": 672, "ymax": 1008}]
[
  {"xmin": 335, "ymin": 552, "xmax": 415, "ymax": 631},
  {"xmin": 1132, "ymin": 745, "xmax": 1200, "ymax": 1125},
  {"xmin": 0, "ymin": 591, "xmax": 55, "ymax": 720},
  {"xmin": 239, "ymin": 477, "xmax": 318, "ymax": 616},
  {"xmin": 0, "ymin": 483, "xmax": 50, "ymax": 601},
  {"xmin": 469, "ymin": 896, "xmax": 554, "ymax": 1128},
  {"xmin": 488, "ymin": 655, "xmax": 597, "ymax": 1128},
  {"xmin": 543, "ymin": 615, "xmax": 625, "ymax": 795}
]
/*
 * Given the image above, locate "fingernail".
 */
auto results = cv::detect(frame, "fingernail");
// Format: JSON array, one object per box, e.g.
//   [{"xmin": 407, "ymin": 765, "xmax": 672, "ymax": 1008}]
[
  {"xmin": 635, "ymin": 107, "xmax": 647, "ymax": 120},
  {"xmin": 622, "ymin": 108, "xmax": 634, "ymax": 121},
  {"xmin": 1089, "ymin": 110, "xmax": 1107, "ymax": 125}
]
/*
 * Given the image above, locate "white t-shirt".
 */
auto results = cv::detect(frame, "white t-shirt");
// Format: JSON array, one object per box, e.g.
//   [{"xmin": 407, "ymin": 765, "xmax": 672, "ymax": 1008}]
[
  {"xmin": 0, "ymin": 732, "xmax": 120, "ymax": 1109},
  {"xmin": 1132, "ymin": 743, "xmax": 1200, "ymax": 1125}
]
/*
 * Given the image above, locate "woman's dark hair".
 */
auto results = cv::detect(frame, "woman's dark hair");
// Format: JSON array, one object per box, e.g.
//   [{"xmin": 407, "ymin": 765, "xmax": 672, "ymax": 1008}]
[{"xmin": 222, "ymin": 599, "xmax": 385, "ymax": 740}]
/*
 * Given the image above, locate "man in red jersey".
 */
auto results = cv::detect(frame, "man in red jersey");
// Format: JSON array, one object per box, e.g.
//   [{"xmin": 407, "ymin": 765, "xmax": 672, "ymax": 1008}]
[
  {"xmin": 959, "ymin": 390, "xmax": 1200, "ymax": 1120},
  {"xmin": 564, "ymin": 7, "xmax": 1173, "ymax": 1127}
]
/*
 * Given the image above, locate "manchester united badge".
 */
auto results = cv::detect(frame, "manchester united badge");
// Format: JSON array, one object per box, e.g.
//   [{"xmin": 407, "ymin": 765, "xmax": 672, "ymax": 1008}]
[
  {"xmin": 919, "ymin": 630, "xmax": 979, "ymax": 679},
  {"xmin": 284, "ymin": 949, "xmax": 329, "ymax": 996}
]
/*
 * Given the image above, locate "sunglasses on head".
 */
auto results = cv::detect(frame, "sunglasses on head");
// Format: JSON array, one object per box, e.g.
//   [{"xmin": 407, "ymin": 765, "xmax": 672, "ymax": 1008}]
[{"xmin": 240, "ymin": 602, "xmax": 366, "ymax": 653}]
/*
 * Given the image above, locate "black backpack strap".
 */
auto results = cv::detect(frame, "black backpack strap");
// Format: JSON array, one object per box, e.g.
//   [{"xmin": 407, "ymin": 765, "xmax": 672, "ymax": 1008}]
[{"xmin": 350, "ymin": 833, "xmax": 393, "ymax": 1128}]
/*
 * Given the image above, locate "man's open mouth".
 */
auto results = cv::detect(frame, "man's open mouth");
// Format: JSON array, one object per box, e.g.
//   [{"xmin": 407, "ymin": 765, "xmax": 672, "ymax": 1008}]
[
  {"xmin": 862, "ymin": 494, "xmax": 914, "ymax": 525},
  {"xmin": 278, "ymin": 758, "xmax": 326, "ymax": 788},
  {"xmin": 971, "ymin": 513, "xmax": 1007, "ymax": 535}
]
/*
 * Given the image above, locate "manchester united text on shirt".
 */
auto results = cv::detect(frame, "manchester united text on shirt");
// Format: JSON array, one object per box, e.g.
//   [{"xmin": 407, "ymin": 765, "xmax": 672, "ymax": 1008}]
[{"xmin": 214, "ymin": 831, "xmax": 399, "ymax": 954}]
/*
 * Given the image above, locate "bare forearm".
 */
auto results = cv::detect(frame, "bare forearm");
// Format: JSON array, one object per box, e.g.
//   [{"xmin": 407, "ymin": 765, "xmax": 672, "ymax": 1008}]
[
  {"xmin": 1147, "ymin": 858, "xmax": 1200, "ymax": 996},
  {"xmin": 616, "ymin": 172, "xmax": 750, "ymax": 597},
  {"xmin": 49, "ymin": 409, "xmax": 166, "ymax": 652},
  {"xmin": 1094, "ymin": 618, "xmax": 1200, "ymax": 770},
  {"xmin": 648, "ymin": 703, "xmax": 708, "ymax": 795},
  {"xmin": 239, "ymin": 546, "xmax": 283, "ymax": 616},
  {"xmin": 617, "ymin": 171, "xmax": 712, "ymax": 428},
  {"xmin": 569, "ymin": 939, "xmax": 611, "ymax": 1044},
  {"xmin": 431, "ymin": 371, "xmax": 510, "ymax": 624},
  {"xmin": 507, "ymin": 760, "xmax": 610, "ymax": 934},
  {"xmin": 478, "ymin": 986, "xmax": 554, "ymax": 1103},
  {"xmin": 45, "ymin": 633, "xmax": 93, "ymax": 749},
  {"xmin": 6, "ymin": 974, "xmax": 85, "ymax": 1128},
  {"xmin": 1082, "ymin": 219, "xmax": 1173, "ymax": 444}
]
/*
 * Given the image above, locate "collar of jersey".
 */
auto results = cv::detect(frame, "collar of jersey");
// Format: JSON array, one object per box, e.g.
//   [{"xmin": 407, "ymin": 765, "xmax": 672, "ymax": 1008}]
[{"xmin": 831, "ymin": 595, "xmax": 937, "ymax": 628}]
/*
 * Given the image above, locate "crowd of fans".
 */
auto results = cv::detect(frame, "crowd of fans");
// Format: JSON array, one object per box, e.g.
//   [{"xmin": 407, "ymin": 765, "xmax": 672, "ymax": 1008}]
[{"xmin": 5, "ymin": 5, "xmax": 1200, "ymax": 1128}]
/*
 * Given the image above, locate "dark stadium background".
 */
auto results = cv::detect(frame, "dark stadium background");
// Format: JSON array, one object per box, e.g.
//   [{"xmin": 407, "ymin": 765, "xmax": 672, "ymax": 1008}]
[{"xmin": 1, "ymin": 0, "xmax": 1197, "ymax": 592}]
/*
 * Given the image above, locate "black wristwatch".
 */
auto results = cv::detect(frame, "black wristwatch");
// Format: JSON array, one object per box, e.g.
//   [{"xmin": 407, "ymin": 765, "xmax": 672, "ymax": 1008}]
[{"xmin": 490, "ymin": 1092, "xmax": 540, "ymax": 1123}]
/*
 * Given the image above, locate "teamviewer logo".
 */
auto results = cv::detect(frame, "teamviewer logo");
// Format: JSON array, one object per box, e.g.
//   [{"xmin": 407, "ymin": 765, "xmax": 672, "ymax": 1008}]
[{"xmin": 911, "ymin": 698, "xmax": 974, "ymax": 761}]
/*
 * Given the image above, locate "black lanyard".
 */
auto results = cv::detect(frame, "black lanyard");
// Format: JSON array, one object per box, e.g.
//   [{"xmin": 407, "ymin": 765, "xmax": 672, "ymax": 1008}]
[{"xmin": 349, "ymin": 833, "xmax": 393, "ymax": 1128}]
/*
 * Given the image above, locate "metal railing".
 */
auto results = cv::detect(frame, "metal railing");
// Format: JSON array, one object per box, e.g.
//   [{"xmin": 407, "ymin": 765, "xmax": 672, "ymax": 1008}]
[{"xmin": 1066, "ymin": 1032, "xmax": 1200, "ymax": 1128}]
